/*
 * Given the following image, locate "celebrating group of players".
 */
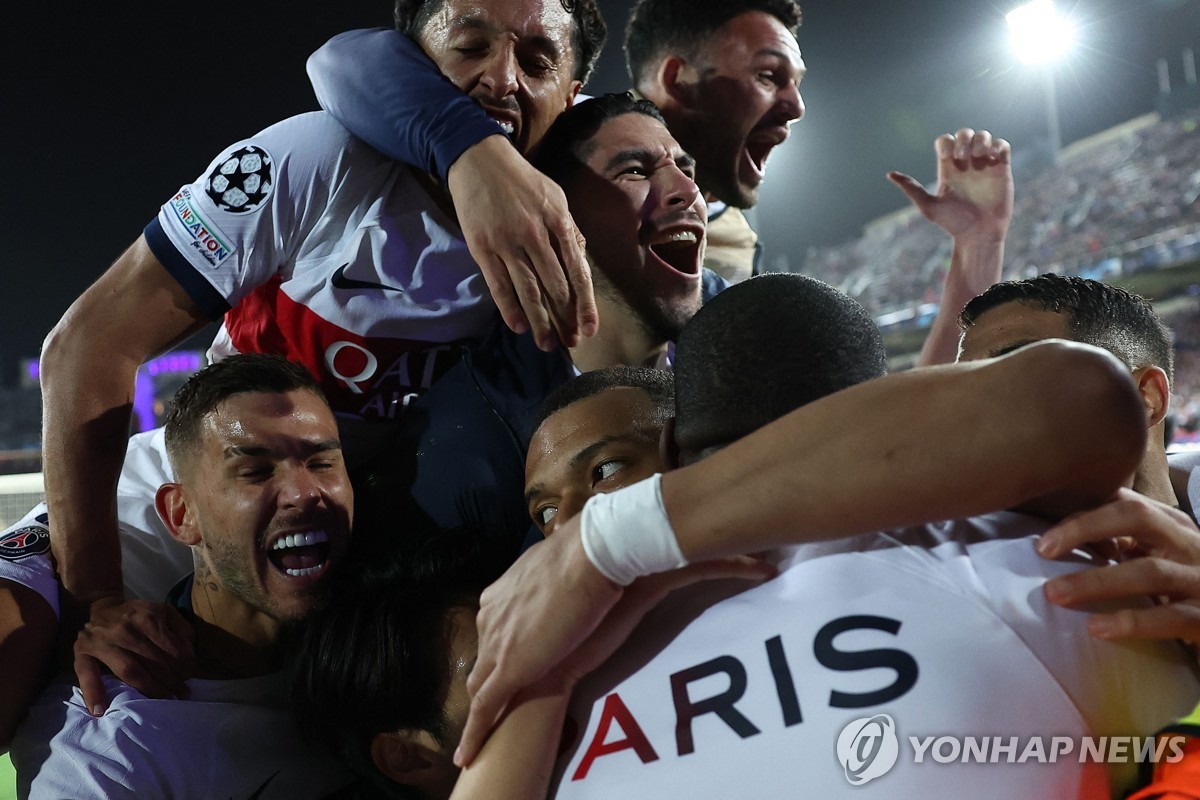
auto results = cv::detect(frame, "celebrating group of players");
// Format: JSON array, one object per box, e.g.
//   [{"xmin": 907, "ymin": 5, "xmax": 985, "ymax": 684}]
[{"xmin": 2, "ymin": 0, "xmax": 1200, "ymax": 797}]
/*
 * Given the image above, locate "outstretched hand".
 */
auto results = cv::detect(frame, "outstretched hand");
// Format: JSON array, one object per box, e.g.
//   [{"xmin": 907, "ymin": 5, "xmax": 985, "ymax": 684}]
[
  {"xmin": 1037, "ymin": 488, "xmax": 1200, "ymax": 644},
  {"xmin": 447, "ymin": 135, "xmax": 597, "ymax": 352},
  {"xmin": 73, "ymin": 597, "xmax": 195, "ymax": 716},
  {"xmin": 888, "ymin": 127, "xmax": 1013, "ymax": 243}
]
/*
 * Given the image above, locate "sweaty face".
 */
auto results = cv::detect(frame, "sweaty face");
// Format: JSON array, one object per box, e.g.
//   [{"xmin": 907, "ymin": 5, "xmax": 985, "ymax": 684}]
[
  {"xmin": 958, "ymin": 301, "xmax": 1074, "ymax": 362},
  {"xmin": 525, "ymin": 387, "xmax": 667, "ymax": 536},
  {"xmin": 183, "ymin": 390, "xmax": 353, "ymax": 624},
  {"xmin": 567, "ymin": 112, "xmax": 706, "ymax": 341},
  {"xmin": 673, "ymin": 11, "xmax": 805, "ymax": 208},
  {"xmin": 418, "ymin": 0, "xmax": 582, "ymax": 155}
]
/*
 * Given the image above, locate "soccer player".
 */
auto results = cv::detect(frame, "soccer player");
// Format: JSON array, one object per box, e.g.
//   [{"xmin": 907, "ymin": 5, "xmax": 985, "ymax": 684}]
[
  {"xmin": 959, "ymin": 274, "xmax": 1176, "ymax": 505},
  {"xmin": 957, "ymin": 274, "xmax": 1200, "ymax": 650},
  {"xmin": 10, "ymin": 354, "xmax": 354, "ymax": 798}
]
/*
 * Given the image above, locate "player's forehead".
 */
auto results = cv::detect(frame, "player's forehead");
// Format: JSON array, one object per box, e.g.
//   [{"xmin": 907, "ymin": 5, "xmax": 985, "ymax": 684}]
[
  {"xmin": 703, "ymin": 10, "xmax": 803, "ymax": 73},
  {"xmin": 200, "ymin": 390, "xmax": 339, "ymax": 456},
  {"xmin": 432, "ymin": 0, "xmax": 575, "ymax": 51},
  {"xmin": 526, "ymin": 388, "xmax": 660, "ymax": 478},
  {"xmin": 582, "ymin": 113, "xmax": 685, "ymax": 168},
  {"xmin": 959, "ymin": 301, "xmax": 1073, "ymax": 361}
]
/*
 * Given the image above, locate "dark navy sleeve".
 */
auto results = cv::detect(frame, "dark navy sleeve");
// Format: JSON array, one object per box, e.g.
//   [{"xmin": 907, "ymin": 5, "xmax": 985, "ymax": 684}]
[
  {"xmin": 306, "ymin": 28, "xmax": 504, "ymax": 183},
  {"xmin": 702, "ymin": 267, "xmax": 731, "ymax": 304},
  {"xmin": 144, "ymin": 218, "xmax": 230, "ymax": 320}
]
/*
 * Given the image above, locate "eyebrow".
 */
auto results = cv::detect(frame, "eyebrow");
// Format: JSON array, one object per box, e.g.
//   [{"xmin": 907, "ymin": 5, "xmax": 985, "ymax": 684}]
[
  {"xmin": 224, "ymin": 439, "xmax": 342, "ymax": 459},
  {"xmin": 448, "ymin": 15, "xmax": 563, "ymax": 61},
  {"xmin": 989, "ymin": 340, "xmax": 1040, "ymax": 359},
  {"xmin": 604, "ymin": 148, "xmax": 697, "ymax": 174},
  {"xmin": 524, "ymin": 433, "xmax": 638, "ymax": 506},
  {"xmin": 756, "ymin": 48, "xmax": 807, "ymax": 78}
]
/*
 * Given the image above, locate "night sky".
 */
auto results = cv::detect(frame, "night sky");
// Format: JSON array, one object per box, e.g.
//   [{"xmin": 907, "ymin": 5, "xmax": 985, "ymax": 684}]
[{"xmin": 5, "ymin": 0, "xmax": 1198, "ymax": 382}]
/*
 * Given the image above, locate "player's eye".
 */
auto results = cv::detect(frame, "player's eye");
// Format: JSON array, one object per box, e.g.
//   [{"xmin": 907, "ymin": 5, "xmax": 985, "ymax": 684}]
[
  {"xmin": 237, "ymin": 465, "xmax": 272, "ymax": 480},
  {"xmin": 535, "ymin": 506, "xmax": 558, "ymax": 527},
  {"xmin": 592, "ymin": 460, "xmax": 623, "ymax": 484}
]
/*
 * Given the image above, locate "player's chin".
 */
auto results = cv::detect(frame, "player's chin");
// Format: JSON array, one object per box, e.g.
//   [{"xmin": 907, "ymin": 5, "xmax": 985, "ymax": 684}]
[{"xmin": 269, "ymin": 591, "xmax": 330, "ymax": 626}]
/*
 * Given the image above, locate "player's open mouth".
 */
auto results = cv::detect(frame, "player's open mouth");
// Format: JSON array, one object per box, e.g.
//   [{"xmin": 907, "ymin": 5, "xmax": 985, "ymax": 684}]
[
  {"xmin": 267, "ymin": 530, "xmax": 332, "ymax": 579},
  {"xmin": 648, "ymin": 229, "xmax": 703, "ymax": 276},
  {"xmin": 481, "ymin": 107, "xmax": 520, "ymax": 140},
  {"xmin": 744, "ymin": 127, "xmax": 789, "ymax": 181}
]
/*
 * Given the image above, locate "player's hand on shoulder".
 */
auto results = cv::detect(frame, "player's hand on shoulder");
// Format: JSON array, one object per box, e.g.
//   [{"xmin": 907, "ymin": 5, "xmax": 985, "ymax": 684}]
[
  {"xmin": 1037, "ymin": 488, "xmax": 1200, "ymax": 645},
  {"xmin": 72, "ymin": 596, "xmax": 195, "ymax": 716},
  {"xmin": 447, "ymin": 135, "xmax": 597, "ymax": 352}
]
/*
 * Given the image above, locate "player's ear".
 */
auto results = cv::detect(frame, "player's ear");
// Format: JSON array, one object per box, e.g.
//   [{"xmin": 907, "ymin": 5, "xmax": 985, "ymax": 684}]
[
  {"xmin": 1133, "ymin": 365, "xmax": 1171, "ymax": 429},
  {"xmin": 156, "ymin": 483, "xmax": 200, "ymax": 546},
  {"xmin": 370, "ymin": 729, "xmax": 452, "ymax": 790},
  {"xmin": 566, "ymin": 79, "xmax": 584, "ymax": 109},
  {"xmin": 658, "ymin": 54, "xmax": 698, "ymax": 109},
  {"xmin": 659, "ymin": 416, "xmax": 681, "ymax": 470}
]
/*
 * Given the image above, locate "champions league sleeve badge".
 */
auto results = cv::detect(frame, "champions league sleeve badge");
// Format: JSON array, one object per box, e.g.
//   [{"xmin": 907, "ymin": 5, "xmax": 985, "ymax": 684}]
[
  {"xmin": 205, "ymin": 145, "xmax": 275, "ymax": 213},
  {"xmin": 0, "ymin": 522, "xmax": 51, "ymax": 561}
]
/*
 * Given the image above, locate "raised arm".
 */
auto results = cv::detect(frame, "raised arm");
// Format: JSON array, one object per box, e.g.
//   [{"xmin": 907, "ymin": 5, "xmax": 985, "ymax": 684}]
[
  {"xmin": 307, "ymin": 28, "xmax": 596, "ymax": 351},
  {"xmin": 889, "ymin": 128, "xmax": 1014, "ymax": 367},
  {"xmin": 458, "ymin": 340, "xmax": 1145, "ymax": 764},
  {"xmin": 40, "ymin": 237, "xmax": 210, "ymax": 626}
]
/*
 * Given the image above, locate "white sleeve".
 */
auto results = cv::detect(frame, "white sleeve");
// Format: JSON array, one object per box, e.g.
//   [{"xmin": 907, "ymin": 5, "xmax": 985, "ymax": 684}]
[
  {"xmin": 0, "ymin": 503, "xmax": 55, "ymax": 617},
  {"xmin": 1168, "ymin": 449, "xmax": 1200, "ymax": 517},
  {"xmin": 15, "ymin": 684, "xmax": 161, "ymax": 800},
  {"xmin": 147, "ymin": 112, "xmax": 371, "ymax": 315},
  {"xmin": 114, "ymin": 429, "xmax": 193, "ymax": 601}
]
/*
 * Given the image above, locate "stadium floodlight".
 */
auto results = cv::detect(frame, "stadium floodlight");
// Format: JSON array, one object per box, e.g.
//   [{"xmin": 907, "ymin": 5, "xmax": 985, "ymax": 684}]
[
  {"xmin": 1006, "ymin": 0, "xmax": 1074, "ymax": 161},
  {"xmin": 1006, "ymin": 0, "xmax": 1075, "ymax": 65}
]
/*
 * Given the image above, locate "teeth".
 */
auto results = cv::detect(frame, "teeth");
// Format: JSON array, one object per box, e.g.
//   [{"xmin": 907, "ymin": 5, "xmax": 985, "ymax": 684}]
[
  {"xmin": 492, "ymin": 119, "xmax": 515, "ymax": 135},
  {"xmin": 285, "ymin": 565, "xmax": 322, "ymax": 577},
  {"xmin": 271, "ymin": 530, "xmax": 329, "ymax": 551},
  {"xmin": 652, "ymin": 231, "xmax": 698, "ymax": 245}
]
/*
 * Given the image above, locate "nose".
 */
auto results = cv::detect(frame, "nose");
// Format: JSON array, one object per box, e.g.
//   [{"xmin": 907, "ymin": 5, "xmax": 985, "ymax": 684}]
[
  {"xmin": 781, "ymin": 81, "xmax": 805, "ymax": 123},
  {"xmin": 658, "ymin": 165, "xmax": 701, "ymax": 209},
  {"xmin": 480, "ymin": 44, "xmax": 519, "ymax": 98},
  {"xmin": 278, "ymin": 464, "xmax": 323, "ymax": 511}
]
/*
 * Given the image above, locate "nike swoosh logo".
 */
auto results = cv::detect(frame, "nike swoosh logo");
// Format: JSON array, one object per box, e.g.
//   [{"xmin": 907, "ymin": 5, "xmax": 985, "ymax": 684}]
[{"xmin": 331, "ymin": 264, "xmax": 405, "ymax": 293}]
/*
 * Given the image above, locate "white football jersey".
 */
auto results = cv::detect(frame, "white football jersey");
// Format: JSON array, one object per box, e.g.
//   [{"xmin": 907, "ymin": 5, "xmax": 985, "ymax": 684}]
[
  {"xmin": 552, "ymin": 513, "xmax": 1200, "ymax": 799},
  {"xmin": 148, "ymin": 111, "xmax": 495, "ymax": 420}
]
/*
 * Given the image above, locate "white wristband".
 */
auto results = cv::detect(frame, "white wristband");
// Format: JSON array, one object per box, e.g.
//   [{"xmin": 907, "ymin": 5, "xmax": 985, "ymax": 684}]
[{"xmin": 579, "ymin": 474, "xmax": 687, "ymax": 586}]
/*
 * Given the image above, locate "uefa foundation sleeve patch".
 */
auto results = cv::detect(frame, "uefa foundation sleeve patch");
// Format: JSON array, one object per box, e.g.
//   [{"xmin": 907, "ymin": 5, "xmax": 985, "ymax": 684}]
[
  {"xmin": 0, "ymin": 521, "xmax": 50, "ymax": 560},
  {"xmin": 205, "ymin": 144, "xmax": 275, "ymax": 213}
]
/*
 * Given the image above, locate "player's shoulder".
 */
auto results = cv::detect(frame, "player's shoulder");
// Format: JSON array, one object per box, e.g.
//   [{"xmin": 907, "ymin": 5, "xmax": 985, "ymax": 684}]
[{"xmin": 237, "ymin": 111, "xmax": 384, "ymax": 163}]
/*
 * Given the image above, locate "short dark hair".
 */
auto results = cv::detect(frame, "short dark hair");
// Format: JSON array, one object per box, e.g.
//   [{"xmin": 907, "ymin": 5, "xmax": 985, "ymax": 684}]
[
  {"xmin": 163, "ymin": 354, "xmax": 325, "ymax": 477},
  {"xmin": 533, "ymin": 365, "xmax": 675, "ymax": 433},
  {"xmin": 960, "ymin": 274, "xmax": 1174, "ymax": 385},
  {"xmin": 532, "ymin": 92, "xmax": 668, "ymax": 189},
  {"xmin": 674, "ymin": 273, "xmax": 887, "ymax": 456},
  {"xmin": 394, "ymin": 0, "xmax": 607, "ymax": 84},
  {"xmin": 625, "ymin": 0, "xmax": 802, "ymax": 86},
  {"xmin": 290, "ymin": 531, "xmax": 504, "ymax": 799}
]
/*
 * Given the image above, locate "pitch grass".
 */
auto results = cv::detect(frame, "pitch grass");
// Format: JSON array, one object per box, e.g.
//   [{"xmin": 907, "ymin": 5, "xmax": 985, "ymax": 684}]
[{"xmin": 0, "ymin": 752, "xmax": 15, "ymax": 800}]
